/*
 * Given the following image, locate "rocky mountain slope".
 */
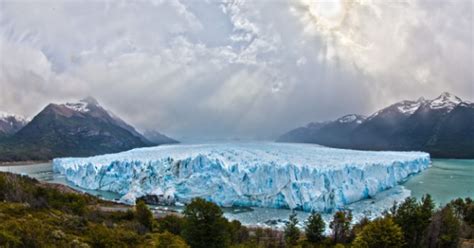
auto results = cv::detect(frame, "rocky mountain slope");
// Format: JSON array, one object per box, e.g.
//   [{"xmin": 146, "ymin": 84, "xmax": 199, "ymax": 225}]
[
  {"xmin": 0, "ymin": 112, "xmax": 28, "ymax": 138},
  {"xmin": 278, "ymin": 92, "xmax": 474, "ymax": 158},
  {"xmin": 0, "ymin": 97, "xmax": 177, "ymax": 162}
]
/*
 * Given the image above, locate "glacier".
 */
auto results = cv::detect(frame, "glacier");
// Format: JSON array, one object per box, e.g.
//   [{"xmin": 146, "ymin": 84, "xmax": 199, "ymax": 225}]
[{"xmin": 52, "ymin": 142, "xmax": 430, "ymax": 212}]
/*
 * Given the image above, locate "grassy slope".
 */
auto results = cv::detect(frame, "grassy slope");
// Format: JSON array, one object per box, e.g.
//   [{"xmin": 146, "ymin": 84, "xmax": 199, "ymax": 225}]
[{"xmin": 0, "ymin": 172, "xmax": 187, "ymax": 247}]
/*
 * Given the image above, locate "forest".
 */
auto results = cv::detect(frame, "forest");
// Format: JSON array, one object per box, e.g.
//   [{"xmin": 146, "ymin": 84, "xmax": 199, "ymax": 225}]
[{"xmin": 0, "ymin": 172, "xmax": 473, "ymax": 248}]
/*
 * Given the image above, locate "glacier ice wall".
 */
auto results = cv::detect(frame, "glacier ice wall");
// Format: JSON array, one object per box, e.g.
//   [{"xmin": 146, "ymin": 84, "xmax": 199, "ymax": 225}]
[{"xmin": 53, "ymin": 143, "xmax": 430, "ymax": 212}]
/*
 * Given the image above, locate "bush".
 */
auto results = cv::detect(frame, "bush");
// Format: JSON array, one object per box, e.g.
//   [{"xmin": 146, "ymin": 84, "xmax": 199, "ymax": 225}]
[
  {"xmin": 158, "ymin": 214, "xmax": 185, "ymax": 235},
  {"xmin": 135, "ymin": 200, "xmax": 154, "ymax": 232},
  {"xmin": 227, "ymin": 220, "xmax": 250, "ymax": 245},
  {"xmin": 0, "ymin": 230, "xmax": 21, "ymax": 247},
  {"xmin": 146, "ymin": 231, "xmax": 189, "ymax": 248},
  {"xmin": 352, "ymin": 217, "xmax": 404, "ymax": 248},
  {"xmin": 87, "ymin": 223, "xmax": 141, "ymax": 247}
]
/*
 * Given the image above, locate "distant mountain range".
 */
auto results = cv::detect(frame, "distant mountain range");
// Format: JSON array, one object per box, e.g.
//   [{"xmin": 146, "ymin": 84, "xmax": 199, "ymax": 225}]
[
  {"xmin": 0, "ymin": 97, "xmax": 178, "ymax": 162},
  {"xmin": 0, "ymin": 112, "xmax": 28, "ymax": 138},
  {"xmin": 278, "ymin": 92, "xmax": 474, "ymax": 158},
  {"xmin": 143, "ymin": 130, "xmax": 179, "ymax": 145}
]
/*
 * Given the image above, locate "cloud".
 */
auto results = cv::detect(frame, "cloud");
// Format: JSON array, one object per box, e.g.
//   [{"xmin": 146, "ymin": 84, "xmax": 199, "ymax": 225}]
[{"xmin": 0, "ymin": 0, "xmax": 472, "ymax": 140}]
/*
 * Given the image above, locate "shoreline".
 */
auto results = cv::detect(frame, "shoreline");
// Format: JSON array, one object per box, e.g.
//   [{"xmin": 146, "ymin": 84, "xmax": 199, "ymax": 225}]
[{"xmin": 0, "ymin": 160, "xmax": 51, "ymax": 166}]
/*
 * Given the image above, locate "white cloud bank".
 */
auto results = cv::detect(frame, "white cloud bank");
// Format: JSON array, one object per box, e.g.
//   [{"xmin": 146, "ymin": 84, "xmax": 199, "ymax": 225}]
[{"xmin": 0, "ymin": 0, "xmax": 472, "ymax": 140}]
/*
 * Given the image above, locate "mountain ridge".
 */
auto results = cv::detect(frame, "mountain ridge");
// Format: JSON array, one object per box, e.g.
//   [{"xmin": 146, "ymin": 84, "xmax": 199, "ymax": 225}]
[
  {"xmin": 0, "ymin": 97, "xmax": 177, "ymax": 162},
  {"xmin": 277, "ymin": 92, "xmax": 474, "ymax": 158}
]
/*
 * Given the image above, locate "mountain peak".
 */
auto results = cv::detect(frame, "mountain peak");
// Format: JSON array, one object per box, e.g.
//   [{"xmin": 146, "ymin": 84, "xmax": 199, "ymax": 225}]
[
  {"xmin": 394, "ymin": 100, "xmax": 423, "ymax": 115},
  {"xmin": 80, "ymin": 96, "xmax": 99, "ymax": 106},
  {"xmin": 62, "ymin": 97, "xmax": 100, "ymax": 113},
  {"xmin": 436, "ymin": 92, "xmax": 461, "ymax": 101},
  {"xmin": 430, "ymin": 92, "xmax": 462, "ymax": 110},
  {"xmin": 417, "ymin": 97, "xmax": 426, "ymax": 102}
]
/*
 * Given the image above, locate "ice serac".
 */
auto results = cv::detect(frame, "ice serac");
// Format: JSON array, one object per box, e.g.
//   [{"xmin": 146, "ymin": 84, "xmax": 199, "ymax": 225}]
[{"xmin": 53, "ymin": 143, "xmax": 430, "ymax": 212}]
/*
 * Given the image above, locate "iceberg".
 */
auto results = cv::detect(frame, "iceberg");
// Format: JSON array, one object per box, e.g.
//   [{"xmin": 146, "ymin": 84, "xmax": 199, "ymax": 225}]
[{"xmin": 53, "ymin": 142, "xmax": 430, "ymax": 212}]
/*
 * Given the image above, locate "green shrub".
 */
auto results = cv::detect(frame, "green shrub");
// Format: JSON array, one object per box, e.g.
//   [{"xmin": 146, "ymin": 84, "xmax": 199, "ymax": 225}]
[
  {"xmin": 146, "ymin": 231, "xmax": 189, "ymax": 248},
  {"xmin": 158, "ymin": 214, "xmax": 186, "ymax": 235},
  {"xmin": 0, "ymin": 229, "xmax": 21, "ymax": 247},
  {"xmin": 352, "ymin": 217, "xmax": 404, "ymax": 248},
  {"xmin": 135, "ymin": 200, "xmax": 154, "ymax": 232}
]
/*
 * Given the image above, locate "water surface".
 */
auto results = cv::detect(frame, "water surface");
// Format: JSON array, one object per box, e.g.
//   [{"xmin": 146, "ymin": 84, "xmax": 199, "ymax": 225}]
[
  {"xmin": 2, "ymin": 158, "xmax": 473, "ymax": 228},
  {"xmin": 403, "ymin": 159, "xmax": 474, "ymax": 205}
]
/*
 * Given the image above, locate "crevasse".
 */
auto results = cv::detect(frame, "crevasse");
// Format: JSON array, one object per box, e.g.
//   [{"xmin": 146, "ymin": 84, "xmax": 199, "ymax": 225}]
[{"xmin": 53, "ymin": 142, "xmax": 430, "ymax": 212}]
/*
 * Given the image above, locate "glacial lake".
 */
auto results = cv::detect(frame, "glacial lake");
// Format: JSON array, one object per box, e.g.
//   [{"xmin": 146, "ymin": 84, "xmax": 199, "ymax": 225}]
[{"xmin": 1, "ymin": 159, "xmax": 473, "ymax": 228}]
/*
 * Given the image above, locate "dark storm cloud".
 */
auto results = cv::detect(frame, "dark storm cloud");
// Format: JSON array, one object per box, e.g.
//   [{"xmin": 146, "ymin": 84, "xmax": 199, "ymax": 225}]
[{"xmin": 0, "ymin": 0, "xmax": 472, "ymax": 140}]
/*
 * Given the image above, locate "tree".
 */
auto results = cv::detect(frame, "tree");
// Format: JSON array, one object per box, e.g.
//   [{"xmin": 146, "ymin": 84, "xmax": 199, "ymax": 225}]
[
  {"xmin": 392, "ymin": 195, "xmax": 434, "ymax": 248},
  {"xmin": 284, "ymin": 211, "xmax": 300, "ymax": 247},
  {"xmin": 449, "ymin": 197, "xmax": 474, "ymax": 225},
  {"xmin": 424, "ymin": 205, "xmax": 460, "ymax": 248},
  {"xmin": 352, "ymin": 217, "xmax": 404, "ymax": 248},
  {"xmin": 135, "ymin": 200, "xmax": 154, "ymax": 232},
  {"xmin": 304, "ymin": 211, "xmax": 325, "ymax": 243},
  {"xmin": 330, "ymin": 210, "xmax": 352, "ymax": 244},
  {"xmin": 350, "ymin": 216, "xmax": 370, "ymax": 241},
  {"xmin": 182, "ymin": 198, "xmax": 230, "ymax": 248}
]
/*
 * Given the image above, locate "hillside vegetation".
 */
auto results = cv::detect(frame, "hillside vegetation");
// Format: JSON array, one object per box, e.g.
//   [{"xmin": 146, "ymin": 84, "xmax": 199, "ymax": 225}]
[{"xmin": 0, "ymin": 172, "xmax": 473, "ymax": 247}]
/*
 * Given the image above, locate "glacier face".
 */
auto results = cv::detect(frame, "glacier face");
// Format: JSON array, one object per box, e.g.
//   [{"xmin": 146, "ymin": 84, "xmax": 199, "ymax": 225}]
[{"xmin": 53, "ymin": 142, "xmax": 430, "ymax": 212}]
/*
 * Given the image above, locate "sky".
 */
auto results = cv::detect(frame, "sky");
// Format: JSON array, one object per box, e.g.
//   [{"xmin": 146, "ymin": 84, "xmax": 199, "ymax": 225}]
[{"xmin": 0, "ymin": 0, "xmax": 473, "ymax": 140}]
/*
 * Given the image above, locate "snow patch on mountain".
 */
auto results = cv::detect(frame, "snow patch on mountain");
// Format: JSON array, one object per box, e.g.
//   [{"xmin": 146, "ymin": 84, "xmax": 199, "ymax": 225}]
[
  {"xmin": 64, "ymin": 102, "xmax": 89, "ymax": 113},
  {"xmin": 53, "ymin": 142, "xmax": 430, "ymax": 212},
  {"xmin": 429, "ymin": 92, "xmax": 462, "ymax": 111},
  {"xmin": 396, "ymin": 100, "xmax": 423, "ymax": 115},
  {"xmin": 0, "ymin": 111, "xmax": 29, "ymax": 128},
  {"xmin": 64, "ymin": 100, "xmax": 92, "ymax": 113},
  {"xmin": 0, "ymin": 111, "xmax": 28, "ymax": 123},
  {"xmin": 337, "ymin": 114, "xmax": 366, "ymax": 124}
]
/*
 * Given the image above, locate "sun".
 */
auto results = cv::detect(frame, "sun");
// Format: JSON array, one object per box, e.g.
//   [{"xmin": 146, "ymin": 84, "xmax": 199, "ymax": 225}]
[
  {"xmin": 294, "ymin": 0, "xmax": 370, "ymax": 63},
  {"xmin": 306, "ymin": 0, "xmax": 348, "ymax": 30}
]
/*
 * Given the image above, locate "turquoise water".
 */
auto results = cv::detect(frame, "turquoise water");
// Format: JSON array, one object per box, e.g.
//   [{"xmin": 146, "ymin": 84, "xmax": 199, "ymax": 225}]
[
  {"xmin": 2, "ymin": 159, "xmax": 473, "ymax": 206},
  {"xmin": 1, "ymin": 159, "xmax": 473, "ymax": 228},
  {"xmin": 0, "ymin": 159, "xmax": 474, "ymax": 204},
  {"xmin": 403, "ymin": 159, "xmax": 474, "ymax": 206}
]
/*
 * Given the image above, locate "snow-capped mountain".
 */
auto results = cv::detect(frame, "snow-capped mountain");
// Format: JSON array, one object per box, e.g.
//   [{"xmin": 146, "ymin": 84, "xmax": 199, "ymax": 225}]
[
  {"xmin": 278, "ymin": 92, "xmax": 474, "ymax": 158},
  {"xmin": 0, "ymin": 97, "xmax": 175, "ymax": 162},
  {"xmin": 429, "ymin": 92, "xmax": 462, "ymax": 111},
  {"xmin": 0, "ymin": 111, "xmax": 28, "ymax": 137},
  {"xmin": 367, "ymin": 92, "xmax": 461, "ymax": 121}
]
